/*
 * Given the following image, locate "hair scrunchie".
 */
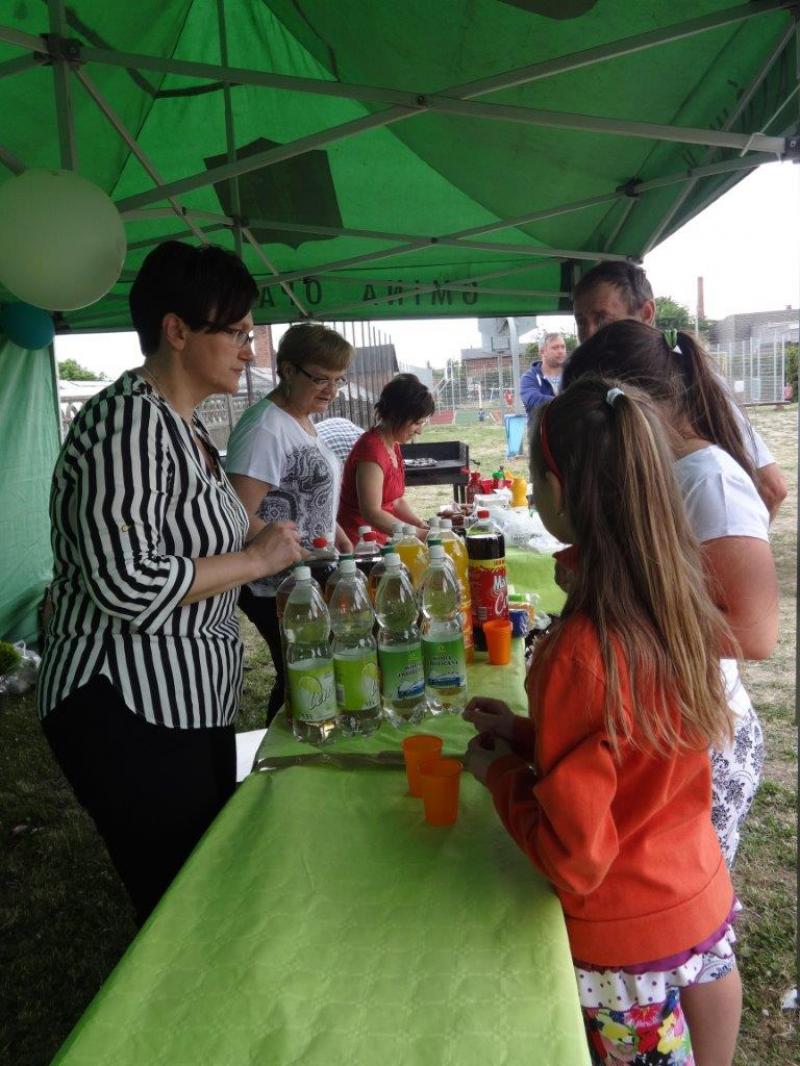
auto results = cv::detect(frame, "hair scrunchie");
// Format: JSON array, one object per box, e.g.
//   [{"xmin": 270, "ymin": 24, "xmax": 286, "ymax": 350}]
[
  {"xmin": 663, "ymin": 328, "xmax": 679, "ymax": 350},
  {"xmin": 605, "ymin": 387, "xmax": 625, "ymax": 408}
]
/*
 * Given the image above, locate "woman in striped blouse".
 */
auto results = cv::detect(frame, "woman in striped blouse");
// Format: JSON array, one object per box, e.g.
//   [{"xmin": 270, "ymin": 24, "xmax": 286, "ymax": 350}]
[{"xmin": 38, "ymin": 241, "xmax": 302, "ymax": 925}]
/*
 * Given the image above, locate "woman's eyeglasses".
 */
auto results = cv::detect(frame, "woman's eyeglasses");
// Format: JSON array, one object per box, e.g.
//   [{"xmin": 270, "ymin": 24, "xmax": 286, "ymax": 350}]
[
  {"xmin": 295, "ymin": 365, "xmax": 348, "ymax": 389},
  {"xmin": 201, "ymin": 323, "xmax": 255, "ymax": 349}
]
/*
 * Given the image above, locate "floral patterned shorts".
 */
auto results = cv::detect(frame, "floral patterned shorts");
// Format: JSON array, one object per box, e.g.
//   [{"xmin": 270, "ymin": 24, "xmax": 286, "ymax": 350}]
[
  {"xmin": 584, "ymin": 988, "xmax": 692, "ymax": 1065},
  {"xmin": 710, "ymin": 703, "xmax": 764, "ymax": 868}
]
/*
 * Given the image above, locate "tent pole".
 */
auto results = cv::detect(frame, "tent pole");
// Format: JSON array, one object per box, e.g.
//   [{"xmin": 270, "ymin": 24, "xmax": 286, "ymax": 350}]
[
  {"xmin": 258, "ymin": 240, "xmax": 629, "ymax": 296},
  {"xmin": 0, "ymin": 53, "xmax": 40, "ymax": 80},
  {"xmin": 47, "ymin": 0, "xmax": 77, "ymax": 170},
  {"xmin": 242, "ymin": 228, "xmax": 308, "ymax": 317},
  {"xmin": 48, "ymin": 342, "xmax": 64, "ymax": 446},
  {"xmin": 0, "ymin": 143, "xmax": 25, "ymax": 174},
  {"xmin": 216, "ymin": 0, "xmax": 253, "ymax": 410},
  {"xmin": 427, "ymin": 97, "xmax": 785, "ymax": 155},
  {"xmin": 3, "ymin": 2, "xmax": 788, "ymax": 107},
  {"xmin": 73, "ymin": 68, "xmax": 207, "ymax": 242},
  {"xmin": 794, "ymin": 9, "xmax": 800, "ymax": 1013},
  {"xmin": 115, "ymin": 107, "xmax": 417, "ymax": 213},
  {"xmin": 447, "ymin": 0, "xmax": 796, "ymax": 99},
  {"xmin": 641, "ymin": 17, "xmax": 799, "ymax": 255},
  {"xmin": 254, "ymin": 155, "xmax": 775, "ymax": 290}
]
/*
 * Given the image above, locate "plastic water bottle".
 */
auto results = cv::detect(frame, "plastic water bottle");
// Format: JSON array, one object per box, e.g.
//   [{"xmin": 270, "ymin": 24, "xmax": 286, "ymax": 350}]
[
  {"xmin": 375, "ymin": 554, "xmax": 427, "ymax": 728},
  {"xmin": 367, "ymin": 544, "xmax": 399, "ymax": 606},
  {"xmin": 395, "ymin": 524, "xmax": 428, "ymax": 590},
  {"xmin": 420, "ymin": 544, "xmax": 468, "ymax": 715},
  {"xmin": 277, "ymin": 562, "xmax": 322, "ymax": 626},
  {"xmin": 328, "ymin": 564, "xmax": 381, "ymax": 736},
  {"xmin": 438, "ymin": 518, "xmax": 474, "ymax": 664},
  {"xmin": 324, "ymin": 554, "xmax": 367, "ymax": 604},
  {"xmin": 282, "ymin": 566, "xmax": 338, "ymax": 745}
]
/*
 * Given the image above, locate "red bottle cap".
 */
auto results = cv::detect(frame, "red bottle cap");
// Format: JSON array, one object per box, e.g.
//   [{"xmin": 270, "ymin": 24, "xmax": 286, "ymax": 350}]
[
  {"xmin": 477, "ymin": 509, "xmax": 490, "ymax": 518},
  {"xmin": 364, "ymin": 531, "xmax": 379, "ymax": 541},
  {"xmin": 312, "ymin": 537, "xmax": 328, "ymax": 548}
]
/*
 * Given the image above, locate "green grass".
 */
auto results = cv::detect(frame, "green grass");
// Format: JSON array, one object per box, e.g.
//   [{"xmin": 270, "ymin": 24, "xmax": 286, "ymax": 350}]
[{"xmin": 0, "ymin": 408, "xmax": 796, "ymax": 1064}]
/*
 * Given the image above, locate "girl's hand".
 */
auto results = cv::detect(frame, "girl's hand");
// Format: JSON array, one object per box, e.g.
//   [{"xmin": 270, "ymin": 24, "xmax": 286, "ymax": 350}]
[
  {"xmin": 554, "ymin": 561, "xmax": 577, "ymax": 595},
  {"xmin": 463, "ymin": 697, "xmax": 515, "ymax": 741},
  {"xmin": 464, "ymin": 733, "xmax": 514, "ymax": 785}
]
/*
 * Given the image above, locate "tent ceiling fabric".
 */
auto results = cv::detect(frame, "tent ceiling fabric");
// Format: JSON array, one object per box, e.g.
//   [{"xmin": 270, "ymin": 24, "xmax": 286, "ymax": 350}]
[{"xmin": 0, "ymin": 0, "xmax": 797, "ymax": 330}]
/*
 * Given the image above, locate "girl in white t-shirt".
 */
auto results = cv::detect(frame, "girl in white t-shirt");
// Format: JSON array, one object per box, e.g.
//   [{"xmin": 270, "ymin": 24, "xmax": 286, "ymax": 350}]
[
  {"xmin": 560, "ymin": 320, "xmax": 778, "ymax": 1064},
  {"xmin": 227, "ymin": 323, "xmax": 354, "ymax": 724}
]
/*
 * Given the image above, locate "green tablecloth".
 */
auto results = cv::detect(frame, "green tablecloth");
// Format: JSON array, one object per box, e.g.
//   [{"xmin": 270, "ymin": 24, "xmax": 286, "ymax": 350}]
[{"xmin": 54, "ymin": 555, "xmax": 586, "ymax": 1066}]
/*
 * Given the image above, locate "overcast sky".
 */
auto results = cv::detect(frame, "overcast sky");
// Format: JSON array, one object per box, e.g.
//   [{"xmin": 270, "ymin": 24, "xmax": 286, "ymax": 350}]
[{"xmin": 56, "ymin": 160, "xmax": 799, "ymax": 376}]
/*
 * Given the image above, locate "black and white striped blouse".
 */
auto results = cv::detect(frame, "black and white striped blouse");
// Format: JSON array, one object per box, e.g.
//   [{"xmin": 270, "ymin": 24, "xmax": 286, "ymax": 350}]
[{"xmin": 38, "ymin": 371, "xmax": 249, "ymax": 729}]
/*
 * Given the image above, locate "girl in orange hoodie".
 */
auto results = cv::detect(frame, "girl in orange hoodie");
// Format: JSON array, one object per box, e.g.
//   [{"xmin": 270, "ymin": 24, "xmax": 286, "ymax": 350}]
[{"xmin": 464, "ymin": 377, "xmax": 740, "ymax": 1066}]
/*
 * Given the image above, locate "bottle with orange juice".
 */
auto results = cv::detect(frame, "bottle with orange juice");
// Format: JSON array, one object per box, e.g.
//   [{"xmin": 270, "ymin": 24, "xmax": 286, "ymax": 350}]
[
  {"xmin": 438, "ymin": 519, "xmax": 474, "ymax": 663},
  {"xmin": 395, "ymin": 524, "xmax": 429, "ymax": 591}
]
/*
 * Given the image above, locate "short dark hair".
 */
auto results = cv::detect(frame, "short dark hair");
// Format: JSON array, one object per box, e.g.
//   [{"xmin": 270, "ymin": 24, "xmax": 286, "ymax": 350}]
[
  {"xmin": 276, "ymin": 322, "xmax": 352, "ymax": 378},
  {"xmin": 129, "ymin": 240, "xmax": 258, "ymax": 355},
  {"xmin": 375, "ymin": 373, "xmax": 435, "ymax": 429},
  {"xmin": 573, "ymin": 262, "xmax": 653, "ymax": 315}
]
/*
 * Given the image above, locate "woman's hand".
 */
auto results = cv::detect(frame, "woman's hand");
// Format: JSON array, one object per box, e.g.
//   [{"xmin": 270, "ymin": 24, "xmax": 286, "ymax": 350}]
[
  {"xmin": 462, "ymin": 697, "xmax": 516, "ymax": 741},
  {"xmin": 334, "ymin": 525, "xmax": 353, "ymax": 554},
  {"xmin": 464, "ymin": 733, "xmax": 514, "ymax": 785},
  {"xmin": 244, "ymin": 521, "xmax": 302, "ymax": 577}
]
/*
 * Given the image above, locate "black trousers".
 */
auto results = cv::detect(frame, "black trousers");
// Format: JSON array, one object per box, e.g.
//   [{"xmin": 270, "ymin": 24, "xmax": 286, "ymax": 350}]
[
  {"xmin": 42, "ymin": 676, "xmax": 235, "ymax": 926},
  {"xmin": 238, "ymin": 586, "xmax": 285, "ymax": 726}
]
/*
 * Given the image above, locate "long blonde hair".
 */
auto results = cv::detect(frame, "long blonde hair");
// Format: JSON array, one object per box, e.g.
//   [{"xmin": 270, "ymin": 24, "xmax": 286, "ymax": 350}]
[{"xmin": 531, "ymin": 376, "xmax": 734, "ymax": 756}]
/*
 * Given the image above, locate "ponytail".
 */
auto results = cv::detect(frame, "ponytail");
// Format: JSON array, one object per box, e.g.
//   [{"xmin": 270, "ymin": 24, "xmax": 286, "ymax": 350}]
[
  {"xmin": 672, "ymin": 330, "xmax": 756, "ymax": 481},
  {"xmin": 531, "ymin": 377, "xmax": 733, "ymax": 757},
  {"xmin": 563, "ymin": 320, "xmax": 756, "ymax": 480}
]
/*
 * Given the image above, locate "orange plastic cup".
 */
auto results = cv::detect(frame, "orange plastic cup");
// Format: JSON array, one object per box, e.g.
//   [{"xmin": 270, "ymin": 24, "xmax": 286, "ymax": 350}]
[
  {"xmin": 418, "ymin": 758, "xmax": 463, "ymax": 826},
  {"xmin": 402, "ymin": 734, "xmax": 444, "ymax": 797},
  {"xmin": 483, "ymin": 618, "xmax": 512, "ymax": 665}
]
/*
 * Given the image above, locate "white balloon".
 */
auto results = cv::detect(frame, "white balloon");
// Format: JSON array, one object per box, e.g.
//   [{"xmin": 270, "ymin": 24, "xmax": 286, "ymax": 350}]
[{"xmin": 0, "ymin": 169, "xmax": 126, "ymax": 311}]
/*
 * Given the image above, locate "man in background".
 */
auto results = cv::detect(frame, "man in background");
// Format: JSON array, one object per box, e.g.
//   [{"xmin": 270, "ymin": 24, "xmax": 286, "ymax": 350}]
[
  {"xmin": 572, "ymin": 261, "xmax": 787, "ymax": 519},
  {"xmin": 520, "ymin": 332, "xmax": 568, "ymax": 415}
]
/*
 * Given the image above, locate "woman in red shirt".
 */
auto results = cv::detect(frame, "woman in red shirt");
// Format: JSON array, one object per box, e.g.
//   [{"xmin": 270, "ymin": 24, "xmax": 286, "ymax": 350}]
[{"xmin": 338, "ymin": 373, "xmax": 435, "ymax": 545}]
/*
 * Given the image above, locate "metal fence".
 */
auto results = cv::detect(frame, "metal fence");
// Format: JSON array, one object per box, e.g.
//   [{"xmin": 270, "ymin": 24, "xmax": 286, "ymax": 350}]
[
  {"xmin": 709, "ymin": 335, "xmax": 793, "ymax": 406},
  {"xmin": 198, "ymin": 321, "xmax": 398, "ymax": 450}
]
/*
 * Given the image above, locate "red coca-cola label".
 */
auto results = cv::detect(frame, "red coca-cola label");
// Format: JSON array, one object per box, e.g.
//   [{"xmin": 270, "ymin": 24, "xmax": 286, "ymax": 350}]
[{"xmin": 469, "ymin": 558, "xmax": 508, "ymax": 624}]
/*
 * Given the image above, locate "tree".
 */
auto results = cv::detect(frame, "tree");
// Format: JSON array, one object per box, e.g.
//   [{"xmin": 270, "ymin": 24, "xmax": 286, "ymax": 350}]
[
  {"xmin": 654, "ymin": 296, "xmax": 693, "ymax": 332},
  {"xmin": 57, "ymin": 358, "xmax": 106, "ymax": 381}
]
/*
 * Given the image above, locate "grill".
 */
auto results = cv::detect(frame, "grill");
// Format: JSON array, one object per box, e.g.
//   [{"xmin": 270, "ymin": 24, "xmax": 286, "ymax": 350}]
[{"xmin": 400, "ymin": 441, "xmax": 469, "ymax": 502}]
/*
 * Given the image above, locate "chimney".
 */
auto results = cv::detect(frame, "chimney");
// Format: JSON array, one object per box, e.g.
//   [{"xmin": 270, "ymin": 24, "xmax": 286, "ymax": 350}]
[
  {"xmin": 696, "ymin": 277, "xmax": 705, "ymax": 322},
  {"xmin": 252, "ymin": 324, "xmax": 275, "ymax": 380}
]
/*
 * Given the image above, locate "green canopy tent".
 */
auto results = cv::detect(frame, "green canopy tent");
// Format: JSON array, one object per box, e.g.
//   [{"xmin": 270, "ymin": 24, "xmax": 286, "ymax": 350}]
[{"xmin": 0, "ymin": 0, "xmax": 797, "ymax": 646}]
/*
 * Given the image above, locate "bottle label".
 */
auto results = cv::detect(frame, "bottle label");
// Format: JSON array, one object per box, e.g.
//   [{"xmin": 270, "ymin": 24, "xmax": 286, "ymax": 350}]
[
  {"xmin": 468, "ymin": 559, "xmax": 508, "ymax": 624},
  {"xmin": 334, "ymin": 649, "xmax": 380, "ymax": 711},
  {"xmin": 287, "ymin": 658, "xmax": 337, "ymax": 722},
  {"xmin": 378, "ymin": 643, "xmax": 425, "ymax": 701},
  {"xmin": 422, "ymin": 634, "xmax": 467, "ymax": 690}
]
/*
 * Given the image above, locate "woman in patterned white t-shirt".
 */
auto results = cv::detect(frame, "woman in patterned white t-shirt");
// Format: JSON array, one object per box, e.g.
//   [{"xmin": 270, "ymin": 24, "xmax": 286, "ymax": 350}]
[{"xmin": 227, "ymin": 323, "xmax": 354, "ymax": 725}]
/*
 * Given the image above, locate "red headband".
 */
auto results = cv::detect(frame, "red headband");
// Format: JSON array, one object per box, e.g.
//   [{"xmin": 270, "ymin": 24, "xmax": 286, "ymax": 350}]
[{"xmin": 539, "ymin": 405, "xmax": 563, "ymax": 484}]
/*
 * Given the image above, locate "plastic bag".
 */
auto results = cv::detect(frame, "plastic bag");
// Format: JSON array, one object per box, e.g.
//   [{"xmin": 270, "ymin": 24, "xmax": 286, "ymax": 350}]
[{"xmin": 3, "ymin": 642, "xmax": 41, "ymax": 695}]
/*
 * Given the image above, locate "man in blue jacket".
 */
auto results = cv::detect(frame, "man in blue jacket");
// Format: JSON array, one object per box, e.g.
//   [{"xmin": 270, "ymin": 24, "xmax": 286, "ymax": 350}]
[{"xmin": 520, "ymin": 332, "xmax": 568, "ymax": 414}]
